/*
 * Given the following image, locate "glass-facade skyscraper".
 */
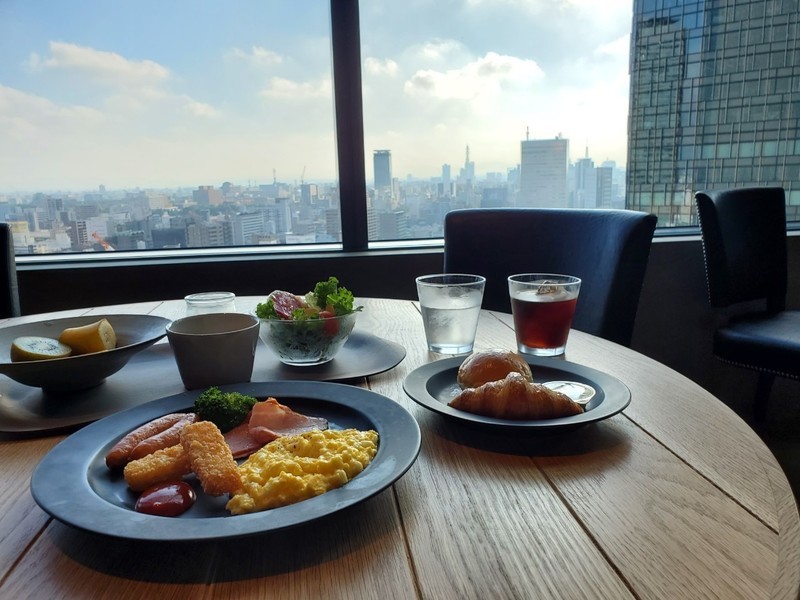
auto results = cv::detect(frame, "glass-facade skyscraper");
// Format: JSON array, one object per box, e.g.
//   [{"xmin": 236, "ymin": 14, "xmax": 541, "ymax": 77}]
[{"xmin": 627, "ymin": 0, "xmax": 800, "ymax": 225}]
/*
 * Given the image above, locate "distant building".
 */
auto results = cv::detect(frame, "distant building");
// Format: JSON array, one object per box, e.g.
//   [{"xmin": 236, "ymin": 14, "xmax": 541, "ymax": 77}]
[
  {"xmin": 519, "ymin": 137, "xmax": 569, "ymax": 208},
  {"xmin": 193, "ymin": 186, "xmax": 223, "ymax": 207},
  {"xmin": 373, "ymin": 150, "xmax": 392, "ymax": 189},
  {"xmin": 481, "ymin": 187, "xmax": 508, "ymax": 208},
  {"xmin": 596, "ymin": 166, "xmax": 614, "ymax": 208},
  {"xmin": 376, "ymin": 210, "xmax": 409, "ymax": 240},
  {"xmin": 627, "ymin": 0, "xmax": 800, "ymax": 224},
  {"xmin": 573, "ymin": 154, "xmax": 596, "ymax": 209}
]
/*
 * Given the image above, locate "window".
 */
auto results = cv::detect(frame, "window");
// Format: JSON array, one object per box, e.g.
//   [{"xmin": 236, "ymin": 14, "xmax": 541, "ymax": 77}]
[
  {"xmin": 3, "ymin": 0, "xmax": 800, "ymax": 257},
  {"xmin": 1, "ymin": 1, "xmax": 340, "ymax": 254}
]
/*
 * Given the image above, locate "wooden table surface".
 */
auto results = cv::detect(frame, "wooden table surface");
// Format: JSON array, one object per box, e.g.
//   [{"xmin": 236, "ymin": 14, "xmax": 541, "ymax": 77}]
[{"xmin": 0, "ymin": 297, "xmax": 798, "ymax": 600}]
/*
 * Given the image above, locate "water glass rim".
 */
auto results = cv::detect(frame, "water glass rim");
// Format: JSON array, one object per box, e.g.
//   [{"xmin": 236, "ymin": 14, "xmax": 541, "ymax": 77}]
[
  {"xmin": 416, "ymin": 273, "xmax": 486, "ymax": 286},
  {"xmin": 184, "ymin": 291, "xmax": 237, "ymax": 304}
]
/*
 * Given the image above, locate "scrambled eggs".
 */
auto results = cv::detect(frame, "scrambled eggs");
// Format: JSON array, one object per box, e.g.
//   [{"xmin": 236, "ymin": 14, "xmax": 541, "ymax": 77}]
[{"xmin": 226, "ymin": 428, "xmax": 378, "ymax": 515}]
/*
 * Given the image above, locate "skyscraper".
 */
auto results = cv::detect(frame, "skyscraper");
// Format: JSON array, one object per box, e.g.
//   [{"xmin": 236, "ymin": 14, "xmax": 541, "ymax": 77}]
[
  {"xmin": 627, "ymin": 0, "xmax": 800, "ymax": 225},
  {"xmin": 373, "ymin": 150, "xmax": 392, "ymax": 189},
  {"xmin": 518, "ymin": 136, "xmax": 569, "ymax": 207}
]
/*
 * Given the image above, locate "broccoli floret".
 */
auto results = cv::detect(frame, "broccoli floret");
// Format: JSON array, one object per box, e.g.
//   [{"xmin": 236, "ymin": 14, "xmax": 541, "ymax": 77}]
[
  {"xmin": 255, "ymin": 298, "xmax": 278, "ymax": 319},
  {"xmin": 311, "ymin": 277, "xmax": 362, "ymax": 315},
  {"xmin": 194, "ymin": 387, "xmax": 258, "ymax": 432},
  {"xmin": 312, "ymin": 277, "xmax": 340, "ymax": 309}
]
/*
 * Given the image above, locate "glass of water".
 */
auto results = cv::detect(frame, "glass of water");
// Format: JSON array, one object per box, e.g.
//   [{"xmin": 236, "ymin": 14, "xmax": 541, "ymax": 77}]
[
  {"xmin": 184, "ymin": 291, "xmax": 237, "ymax": 316},
  {"xmin": 416, "ymin": 274, "xmax": 486, "ymax": 354}
]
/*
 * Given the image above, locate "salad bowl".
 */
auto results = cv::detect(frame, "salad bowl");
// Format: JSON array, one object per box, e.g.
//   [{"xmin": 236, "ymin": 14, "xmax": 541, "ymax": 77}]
[{"xmin": 259, "ymin": 310, "xmax": 358, "ymax": 366}]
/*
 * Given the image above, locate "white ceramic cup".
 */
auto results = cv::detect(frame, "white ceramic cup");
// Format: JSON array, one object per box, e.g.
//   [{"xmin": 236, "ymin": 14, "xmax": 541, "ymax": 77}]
[{"xmin": 166, "ymin": 312, "xmax": 259, "ymax": 390}]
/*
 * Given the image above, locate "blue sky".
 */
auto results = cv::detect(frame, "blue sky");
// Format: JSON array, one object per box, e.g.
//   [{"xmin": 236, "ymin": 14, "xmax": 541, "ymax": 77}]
[{"xmin": 0, "ymin": 0, "xmax": 632, "ymax": 192}]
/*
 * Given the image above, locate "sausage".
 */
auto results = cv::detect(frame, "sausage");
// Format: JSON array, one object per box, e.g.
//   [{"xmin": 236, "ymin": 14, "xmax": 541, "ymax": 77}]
[
  {"xmin": 105, "ymin": 413, "xmax": 189, "ymax": 469},
  {"xmin": 128, "ymin": 413, "xmax": 197, "ymax": 461}
]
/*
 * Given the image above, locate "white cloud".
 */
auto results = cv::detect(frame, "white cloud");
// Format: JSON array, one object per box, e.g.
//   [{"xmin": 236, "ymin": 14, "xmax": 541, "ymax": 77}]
[
  {"xmin": 228, "ymin": 46, "xmax": 283, "ymax": 68},
  {"xmin": 416, "ymin": 39, "xmax": 465, "ymax": 62},
  {"xmin": 364, "ymin": 57, "xmax": 399, "ymax": 76},
  {"xmin": 259, "ymin": 76, "xmax": 331, "ymax": 100},
  {"xmin": 184, "ymin": 99, "xmax": 218, "ymax": 118},
  {"xmin": 26, "ymin": 41, "xmax": 169, "ymax": 88},
  {"xmin": 404, "ymin": 52, "xmax": 544, "ymax": 102}
]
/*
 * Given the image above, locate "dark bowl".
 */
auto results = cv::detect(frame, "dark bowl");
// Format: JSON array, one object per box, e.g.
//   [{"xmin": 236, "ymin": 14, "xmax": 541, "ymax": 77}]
[{"xmin": 0, "ymin": 314, "xmax": 170, "ymax": 391}]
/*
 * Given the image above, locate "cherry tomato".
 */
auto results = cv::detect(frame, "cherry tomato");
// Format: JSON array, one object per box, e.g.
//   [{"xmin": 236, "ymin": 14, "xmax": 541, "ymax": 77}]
[
  {"xmin": 135, "ymin": 481, "xmax": 196, "ymax": 517},
  {"xmin": 319, "ymin": 310, "xmax": 339, "ymax": 334}
]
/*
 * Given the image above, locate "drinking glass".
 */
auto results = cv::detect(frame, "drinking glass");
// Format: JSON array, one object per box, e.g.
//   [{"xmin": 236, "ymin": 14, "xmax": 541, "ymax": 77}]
[
  {"xmin": 416, "ymin": 274, "xmax": 486, "ymax": 354},
  {"xmin": 508, "ymin": 274, "xmax": 581, "ymax": 356},
  {"xmin": 184, "ymin": 291, "xmax": 237, "ymax": 316}
]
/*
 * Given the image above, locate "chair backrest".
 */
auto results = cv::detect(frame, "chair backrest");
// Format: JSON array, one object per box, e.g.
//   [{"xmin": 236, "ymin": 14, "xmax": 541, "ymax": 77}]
[
  {"xmin": 0, "ymin": 224, "xmax": 20, "ymax": 318},
  {"xmin": 695, "ymin": 187, "xmax": 788, "ymax": 311},
  {"xmin": 443, "ymin": 208, "xmax": 657, "ymax": 346}
]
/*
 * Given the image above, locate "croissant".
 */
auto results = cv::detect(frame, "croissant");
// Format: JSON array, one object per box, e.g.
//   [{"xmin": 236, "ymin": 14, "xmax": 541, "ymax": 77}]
[{"xmin": 449, "ymin": 372, "xmax": 583, "ymax": 419}]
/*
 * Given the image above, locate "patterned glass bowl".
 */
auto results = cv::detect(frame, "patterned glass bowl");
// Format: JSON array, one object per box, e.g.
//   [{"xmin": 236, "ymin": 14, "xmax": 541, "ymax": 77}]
[{"xmin": 258, "ymin": 311, "xmax": 358, "ymax": 366}]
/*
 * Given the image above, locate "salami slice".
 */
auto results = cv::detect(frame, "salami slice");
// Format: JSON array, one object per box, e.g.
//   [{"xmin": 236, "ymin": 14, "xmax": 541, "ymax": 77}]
[{"xmin": 270, "ymin": 290, "xmax": 302, "ymax": 319}]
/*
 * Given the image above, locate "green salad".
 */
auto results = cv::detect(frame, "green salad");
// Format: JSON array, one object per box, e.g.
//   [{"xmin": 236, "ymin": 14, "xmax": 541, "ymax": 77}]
[
  {"xmin": 256, "ymin": 277, "xmax": 362, "ymax": 364},
  {"xmin": 255, "ymin": 276, "xmax": 361, "ymax": 321}
]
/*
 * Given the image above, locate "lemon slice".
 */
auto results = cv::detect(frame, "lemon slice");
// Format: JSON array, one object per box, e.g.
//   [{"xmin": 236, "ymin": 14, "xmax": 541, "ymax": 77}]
[
  {"xmin": 10, "ymin": 336, "xmax": 73, "ymax": 362},
  {"xmin": 58, "ymin": 319, "xmax": 117, "ymax": 355}
]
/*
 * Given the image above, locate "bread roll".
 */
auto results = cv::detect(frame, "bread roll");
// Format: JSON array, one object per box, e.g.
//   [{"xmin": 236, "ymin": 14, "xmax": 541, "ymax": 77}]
[
  {"xmin": 457, "ymin": 349, "xmax": 533, "ymax": 389},
  {"xmin": 449, "ymin": 372, "xmax": 583, "ymax": 420}
]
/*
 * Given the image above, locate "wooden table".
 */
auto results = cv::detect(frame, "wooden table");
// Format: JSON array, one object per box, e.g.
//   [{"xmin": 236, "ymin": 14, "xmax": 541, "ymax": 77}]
[{"xmin": 0, "ymin": 297, "xmax": 798, "ymax": 599}]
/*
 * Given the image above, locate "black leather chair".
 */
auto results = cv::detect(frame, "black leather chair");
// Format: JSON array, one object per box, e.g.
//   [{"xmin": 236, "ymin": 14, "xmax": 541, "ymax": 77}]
[
  {"xmin": 443, "ymin": 208, "xmax": 657, "ymax": 347},
  {"xmin": 695, "ymin": 187, "xmax": 800, "ymax": 421},
  {"xmin": 0, "ymin": 224, "xmax": 19, "ymax": 318}
]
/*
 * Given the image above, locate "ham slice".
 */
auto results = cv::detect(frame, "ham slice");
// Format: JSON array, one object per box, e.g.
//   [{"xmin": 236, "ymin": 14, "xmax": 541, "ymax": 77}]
[
  {"xmin": 222, "ymin": 398, "xmax": 329, "ymax": 458},
  {"xmin": 223, "ymin": 420, "xmax": 264, "ymax": 459},
  {"xmin": 249, "ymin": 397, "xmax": 328, "ymax": 443}
]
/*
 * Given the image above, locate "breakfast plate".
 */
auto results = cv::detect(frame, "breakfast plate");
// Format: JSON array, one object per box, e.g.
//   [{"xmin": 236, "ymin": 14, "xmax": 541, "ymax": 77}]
[
  {"xmin": 403, "ymin": 355, "xmax": 630, "ymax": 433},
  {"xmin": 30, "ymin": 381, "xmax": 421, "ymax": 541},
  {"xmin": 255, "ymin": 332, "xmax": 406, "ymax": 381}
]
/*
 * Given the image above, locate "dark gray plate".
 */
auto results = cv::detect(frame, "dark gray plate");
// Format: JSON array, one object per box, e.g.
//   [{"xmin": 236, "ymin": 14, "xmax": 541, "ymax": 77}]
[
  {"xmin": 0, "ymin": 314, "xmax": 170, "ymax": 392},
  {"xmin": 30, "ymin": 381, "xmax": 421, "ymax": 541},
  {"xmin": 403, "ymin": 355, "xmax": 630, "ymax": 433},
  {"xmin": 256, "ymin": 331, "xmax": 406, "ymax": 381}
]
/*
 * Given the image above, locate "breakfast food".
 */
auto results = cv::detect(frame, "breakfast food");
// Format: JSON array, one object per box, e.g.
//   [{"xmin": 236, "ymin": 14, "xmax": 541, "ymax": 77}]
[
  {"xmin": 256, "ymin": 276, "xmax": 361, "ymax": 322},
  {"xmin": 194, "ymin": 387, "xmax": 258, "ymax": 432},
  {"xmin": 135, "ymin": 481, "xmax": 197, "ymax": 517},
  {"xmin": 128, "ymin": 413, "xmax": 197, "ymax": 461},
  {"xmin": 180, "ymin": 421, "xmax": 242, "ymax": 497},
  {"xmin": 224, "ymin": 397, "xmax": 330, "ymax": 457},
  {"xmin": 106, "ymin": 412, "xmax": 193, "ymax": 468},
  {"xmin": 227, "ymin": 428, "xmax": 378, "ymax": 515},
  {"xmin": 449, "ymin": 372, "xmax": 583, "ymax": 419},
  {"xmin": 256, "ymin": 277, "xmax": 363, "ymax": 364},
  {"xmin": 58, "ymin": 318, "xmax": 117, "ymax": 355},
  {"xmin": 109, "ymin": 391, "xmax": 375, "ymax": 517},
  {"xmin": 123, "ymin": 444, "xmax": 192, "ymax": 492},
  {"xmin": 456, "ymin": 349, "xmax": 533, "ymax": 389},
  {"xmin": 10, "ymin": 336, "xmax": 72, "ymax": 362}
]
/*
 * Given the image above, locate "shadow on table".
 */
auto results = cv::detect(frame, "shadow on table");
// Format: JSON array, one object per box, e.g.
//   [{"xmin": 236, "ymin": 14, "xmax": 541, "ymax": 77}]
[
  {"xmin": 416, "ymin": 405, "xmax": 631, "ymax": 458},
  {"xmin": 49, "ymin": 489, "xmax": 400, "ymax": 583}
]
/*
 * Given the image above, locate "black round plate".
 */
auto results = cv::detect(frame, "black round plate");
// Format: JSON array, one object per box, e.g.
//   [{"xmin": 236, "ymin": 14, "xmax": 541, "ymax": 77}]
[
  {"xmin": 255, "ymin": 332, "xmax": 406, "ymax": 381},
  {"xmin": 403, "ymin": 355, "xmax": 631, "ymax": 433},
  {"xmin": 30, "ymin": 381, "xmax": 421, "ymax": 541}
]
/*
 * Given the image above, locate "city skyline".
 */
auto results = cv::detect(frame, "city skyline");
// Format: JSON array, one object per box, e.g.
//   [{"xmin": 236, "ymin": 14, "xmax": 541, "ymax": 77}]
[{"xmin": 0, "ymin": 0, "xmax": 632, "ymax": 193}]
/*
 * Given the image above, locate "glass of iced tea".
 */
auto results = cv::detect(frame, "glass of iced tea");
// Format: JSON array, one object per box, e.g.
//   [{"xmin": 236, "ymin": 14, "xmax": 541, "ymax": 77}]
[{"xmin": 508, "ymin": 274, "xmax": 581, "ymax": 356}]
